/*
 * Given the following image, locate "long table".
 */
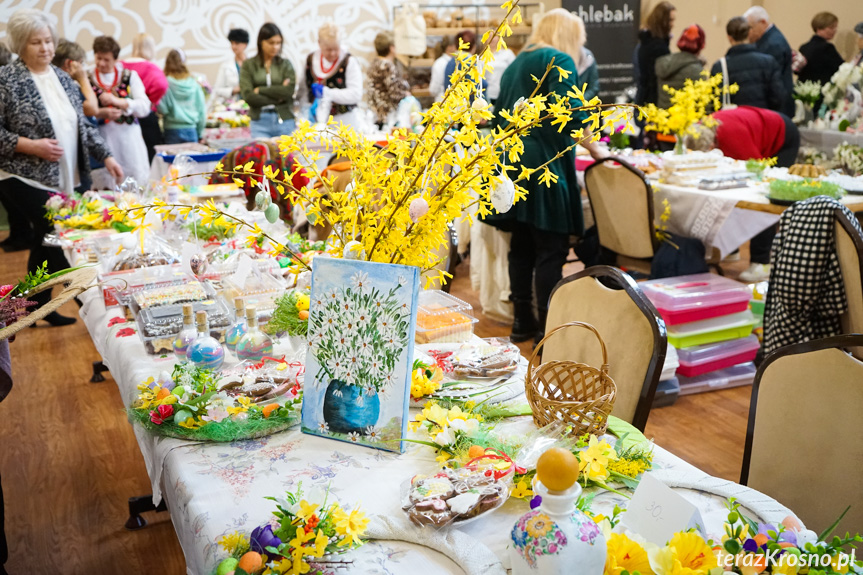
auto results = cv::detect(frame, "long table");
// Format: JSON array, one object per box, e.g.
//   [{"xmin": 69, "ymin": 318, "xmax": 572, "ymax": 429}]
[{"xmin": 66, "ymin": 244, "xmax": 796, "ymax": 575}]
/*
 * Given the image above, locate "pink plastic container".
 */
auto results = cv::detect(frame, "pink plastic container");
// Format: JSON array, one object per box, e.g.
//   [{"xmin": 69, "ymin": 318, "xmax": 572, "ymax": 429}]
[
  {"xmin": 641, "ymin": 273, "xmax": 752, "ymax": 326},
  {"xmin": 676, "ymin": 335, "xmax": 760, "ymax": 377}
]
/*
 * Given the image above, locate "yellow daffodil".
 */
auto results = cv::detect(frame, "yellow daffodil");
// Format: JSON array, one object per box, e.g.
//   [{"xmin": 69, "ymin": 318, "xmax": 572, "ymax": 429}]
[
  {"xmin": 332, "ymin": 506, "xmax": 369, "ymax": 548},
  {"xmin": 578, "ymin": 435, "xmax": 618, "ymax": 482},
  {"xmin": 435, "ymin": 452, "xmax": 451, "ymax": 464},
  {"xmin": 649, "ymin": 532, "xmax": 717, "ymax": 575},
  {"xmin": 177, "ymin": 418, "xmax": 204, "ymax": 430},
  {"xmin": 296, "ymin": 500, "xmax": 319, "ymax": 521},
  {"xmin": 313, "ymin": 529, "xmax": 329, "ymax": 558},
  {"xmin": 606, "ymin": 533, "xmax": 654, "ymax": 575},
  {"xmin": 510, "ymin": 479, "xmax": 534, "ymax": 499}
]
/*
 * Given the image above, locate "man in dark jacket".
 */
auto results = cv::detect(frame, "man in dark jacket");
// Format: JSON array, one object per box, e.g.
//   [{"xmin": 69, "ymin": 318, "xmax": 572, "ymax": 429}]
[
  {"xmin": 744, "ymin": 6, "xmax": 794, "ymax": 117},
  {"xmin": 711, "ymin": 17, "xmax": 787, "ymax": 113}
]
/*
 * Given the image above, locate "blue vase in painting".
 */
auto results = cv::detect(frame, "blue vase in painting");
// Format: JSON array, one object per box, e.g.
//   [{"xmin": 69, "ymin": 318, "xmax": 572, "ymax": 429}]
[{"xmin": 322, "ymin": 380, "xmax": 380, "ymax": 434}]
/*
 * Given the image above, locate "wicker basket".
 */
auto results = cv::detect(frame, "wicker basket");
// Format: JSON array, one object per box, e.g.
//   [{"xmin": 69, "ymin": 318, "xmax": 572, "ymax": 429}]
[{"xmin": 525, "ymin": 321, "xmax": 617, "ymax": 436}]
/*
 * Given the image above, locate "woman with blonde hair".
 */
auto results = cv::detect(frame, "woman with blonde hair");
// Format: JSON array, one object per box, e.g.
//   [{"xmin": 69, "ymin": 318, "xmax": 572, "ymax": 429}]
[
  {"xmin": 158, "ymin": 49, "xmax": 206, "ymax": 144},
  {"xmin": 303, "ymin": 23, "xmax": 363, "ymax": 128},
  {"xmin": 121, "ymin": 33, "xmax": 167, "ymax": 160},
  {"xmin": 484, "ymin": 8, "xmax": 609, "ymax": 343}
]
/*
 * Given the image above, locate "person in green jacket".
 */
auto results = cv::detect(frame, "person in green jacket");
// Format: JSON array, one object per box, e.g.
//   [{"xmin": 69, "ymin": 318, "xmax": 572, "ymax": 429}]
[
  {"xmin": 240, "ymin": 23, "xmax": 296, "ymax": 139},
  {"xmin": 484, "ymin": 8, "xmax": 609, "ymax": 343},
  {"xmin": 655, "ymin": 24, "xmax": 705, "ymax": 109},
  {"xmin": 157, "ymin": 50, "xmax": 206, "ymax": 144}
]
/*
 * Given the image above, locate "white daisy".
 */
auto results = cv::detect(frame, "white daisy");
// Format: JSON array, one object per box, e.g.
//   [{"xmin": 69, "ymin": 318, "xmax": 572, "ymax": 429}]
[
  {"xmin": 368, "ymin": 358, "xmax": 384, "ymax": 379},
  {"xmin": 332, "ymin": 387, "xmax": 343, "ymax": 398},
  {"xmin": 397, "ymin": 275, "xmax": 407, "ymax": 286},
  {"xmin": 365, "ymin": 425, "xmax": 381, "ymax": 442},
  {"xmin": 341, "ymin": 299, "xmax": 353, "ymax": 314},
  {"xmin": 350, "ymin": 271, "xmax": 370, "ymax": 292},
  {"xmin": 318, "ymin": 421, "xmax": 330, "ymax": 434},
  {"xmin": 326, "ymin": 287, "xmax": 340, "ymax": 302},
  {"xmin": 364, "ymin": 385, "xmax": 376, "ymax": 397},
  {"xmin": 347, "ymin": 431, "xmax": 361, "ymax": 443},
  {"xmin": 354, "ymin": 393, "xmax": 365, "ymax": 407}
]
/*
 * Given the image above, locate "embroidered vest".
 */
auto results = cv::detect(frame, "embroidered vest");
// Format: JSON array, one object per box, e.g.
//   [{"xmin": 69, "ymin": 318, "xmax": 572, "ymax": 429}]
[
  {"xmin": 90, "ymin": 68, "xmax": 137, "ymax": 125},
  {"xmin": 305, "ymin": 52, "xmax": 356, "ymax": 116}
]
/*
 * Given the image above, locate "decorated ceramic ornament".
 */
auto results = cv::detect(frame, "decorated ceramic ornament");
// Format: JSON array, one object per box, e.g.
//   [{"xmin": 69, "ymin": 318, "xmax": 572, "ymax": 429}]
[
  {"xmin": 189, "ymin": 252, "xmax": 208, "ymax": 276},
  {"xmin": 265, "ymin": 203, "xmax": 280, "ymax": 223},
  {"xmin": 491, "ymin": 174, "xmax": 516, "ymax": 213},
  {"xmin": 254, "ymin": 189, "xmax": 271, "ymax": 210},
  {"xmin": 343, "ymin": 240, "xmax": 366, "ymax": 260},
  {"xmin": 470, "ymin": 96, "xmax": 489, "ymax": 122},
  {"xmin": 408, "ymin": 197, "xmax": 429, "ymax": 222}
]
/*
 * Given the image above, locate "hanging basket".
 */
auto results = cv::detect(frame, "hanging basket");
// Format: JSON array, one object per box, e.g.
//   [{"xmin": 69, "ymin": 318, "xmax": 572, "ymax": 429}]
[{"xmin": 525, "ymin": 321, "xmax": 617, "ymax": 436}]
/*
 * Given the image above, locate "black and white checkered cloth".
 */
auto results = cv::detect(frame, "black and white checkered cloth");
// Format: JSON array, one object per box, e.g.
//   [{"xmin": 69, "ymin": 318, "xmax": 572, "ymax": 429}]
[{"xmin": 762, "ymin": 196, "xmax": 863, "ymax": 356}]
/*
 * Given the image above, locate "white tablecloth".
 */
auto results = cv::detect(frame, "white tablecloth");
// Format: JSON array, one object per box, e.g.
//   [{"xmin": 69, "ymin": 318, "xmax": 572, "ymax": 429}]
[
  {"xmin": 799, "ymin": 128, "xmax": 863, "ymax": 155},
  {"xmin": 66, "ymin": 243, "xmax": 797, "ymax": 575}
]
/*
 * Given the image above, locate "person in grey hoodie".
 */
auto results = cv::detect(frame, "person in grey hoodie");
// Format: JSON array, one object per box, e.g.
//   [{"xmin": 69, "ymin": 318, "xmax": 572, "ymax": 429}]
[
  {"xmin": 655, "ymin": 24, "xmax": 705, "ymax": 108},
  {"xmin": 158, "ymin": 49, "xmax": 206, "ymax": 144}
]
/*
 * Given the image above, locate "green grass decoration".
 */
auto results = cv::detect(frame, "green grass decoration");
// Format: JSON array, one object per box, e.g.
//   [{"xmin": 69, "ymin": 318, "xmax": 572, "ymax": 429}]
[
  {"xmin": 265, "ymin": 290, "xmax": 309, "ymax": 336},
  {"xmin": 127, "ymin": 406, "xmax": 300, "ymax": 442},
  {"xmin": 768, "ymin": 178, "xmax": 843, "ymax": 202}
]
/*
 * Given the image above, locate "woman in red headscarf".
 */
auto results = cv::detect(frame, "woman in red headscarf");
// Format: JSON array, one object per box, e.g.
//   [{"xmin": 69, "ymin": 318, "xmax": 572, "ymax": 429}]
[{"xmin": 654, "ymin": 23, "xmax": 705, "ymax": 109}]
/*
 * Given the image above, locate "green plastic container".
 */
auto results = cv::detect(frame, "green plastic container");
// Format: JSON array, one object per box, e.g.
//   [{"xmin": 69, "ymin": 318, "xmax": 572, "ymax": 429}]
[
  {"xmin": 749, "ymin": 299, "xmax": 765, "ymax": 316},
  {"xmin": 668, "ymin": 311, "xmax": 757, "ymax": 348}
]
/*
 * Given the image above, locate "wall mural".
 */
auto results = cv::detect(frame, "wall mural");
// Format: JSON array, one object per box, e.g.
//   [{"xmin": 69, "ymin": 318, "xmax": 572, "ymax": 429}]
[{"xmin": 0, "ymin": 0, "xmax": 490, "ymax": 80}]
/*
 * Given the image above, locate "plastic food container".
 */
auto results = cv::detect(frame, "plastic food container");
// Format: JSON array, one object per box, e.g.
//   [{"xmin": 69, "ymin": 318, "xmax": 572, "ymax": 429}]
[
  {"xmin": 678, "ymin": 362, "xmax": 756, "ymax": 395},
  {"xmin": 98, "ymin": 264, "xmax": 192, "ymax": 307},
  {"xmin": 221, "ymin": 271, "xmax": 286, "ymax": 313},
  {"xmin": 641, "ymin": 273, "xmax": 752, "ymax": 325},
  {"xmin": 676, "ymin": 335, "xmax": 760, "ymax": 377},
  {"xmin": 652, "ymin": 377, "xmax": 680, "ymax": 408},
  {"xmin": 415, "ymin": 291, "xmax": 478, "ymax": 344},
  {"xmin": 666, "ymin": 310, "xmax": 757, "ymax": 348}
]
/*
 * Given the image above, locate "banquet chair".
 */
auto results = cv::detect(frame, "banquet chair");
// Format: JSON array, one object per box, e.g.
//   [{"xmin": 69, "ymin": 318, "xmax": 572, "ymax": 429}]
[
  {"xmin": 741, "ymin": 335, "xmax": 863, "ymax": 535},
  {"xmin": 542, "ymin": 265, "xmax": 667, "ymax": 430},
  {"xmin": 584, "ymin": 157, "xmax": 658, "ymax": 276},
  {"xmin": 834, "ymin": 209, "xmax": 863, "ymax": 359}
]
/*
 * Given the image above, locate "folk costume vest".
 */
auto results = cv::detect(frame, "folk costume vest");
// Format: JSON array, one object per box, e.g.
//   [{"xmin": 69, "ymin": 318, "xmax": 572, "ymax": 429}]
[
  {"xmin": 305, "ymin": 52, "xmax": 356, "ymax": 117},
  {"xmin": 90, "ymin": 67, "xmax": 137, "ymax": 125}
]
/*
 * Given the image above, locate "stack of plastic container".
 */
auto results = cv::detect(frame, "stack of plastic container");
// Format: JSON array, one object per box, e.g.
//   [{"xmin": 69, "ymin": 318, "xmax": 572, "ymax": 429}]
[{"xmin": 641, "ymin": 273, "xmax": 759, "ymax": 395}]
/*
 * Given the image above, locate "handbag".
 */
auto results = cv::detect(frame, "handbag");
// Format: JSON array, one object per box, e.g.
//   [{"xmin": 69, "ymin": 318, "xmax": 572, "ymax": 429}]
[
  {"xmin": 394, "ymin": 3, "xmax": 427, "ymax": 57},
  {"xmin": 719, "ymin": 57, "xmax": 737, "ymax": 110}
]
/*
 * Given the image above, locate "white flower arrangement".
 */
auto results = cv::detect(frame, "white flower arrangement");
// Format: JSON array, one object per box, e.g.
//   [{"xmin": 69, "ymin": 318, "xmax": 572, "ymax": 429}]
[
  {"xmin": 308, "ymin": 280, "xmax": 411, "ymax": 395},
  {"xmin": 793, "ymin": 80, "xmax": 822, "ymax": 107},
  {"xmin": 833, "ymin": 142, "xmax": 863, "ymax": 176},
  {"xmin": 822, "ymin": 63, "xmax": 863, "ymax": 108}
]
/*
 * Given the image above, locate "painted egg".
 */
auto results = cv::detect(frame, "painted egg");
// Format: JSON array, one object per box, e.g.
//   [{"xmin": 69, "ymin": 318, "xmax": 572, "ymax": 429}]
[
  {"xmin": 237, "ymin": 551, "xmax": 263, "ymax": 573},
  {"xmin": 189, "ymin": 253, "xmax": 208, "ymax": 276},
  {"xmin": 174, "ymin": 409, "xmax": 193, "ymax": 426},
  {"xmin": 216, "ymin": 557, "xmax": 238, "ymax": 575},
  {"xmin": 470, "ymin": 97, "xmax": 489, "ymax": 122},
  {"xmin": 343, "ymin": 240, "xmax": 365, "ymax": 260},
  {"xmin": 254, "ymin": 189, "xmax": 271, "ymax": 210},
  {"xmin": 408, "ymin": 197, "xmax": 429, "ymax": 222},
  {"xmin": 120, "ymin": 234, "xmax": 137, "ymax": 250},
  {"xmin": 491, "ymin": 175, "xmax": 516, "ymax": 213},
  {"xmin": 264, "ymin": 203, "xmax": 280, "ymax": 224}
]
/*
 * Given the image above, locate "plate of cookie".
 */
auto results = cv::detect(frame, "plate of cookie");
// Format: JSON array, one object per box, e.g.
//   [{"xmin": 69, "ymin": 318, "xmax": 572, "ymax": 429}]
[{"xmin": 403, "ymin": 466, "xmax": 510, "ymax": 527}]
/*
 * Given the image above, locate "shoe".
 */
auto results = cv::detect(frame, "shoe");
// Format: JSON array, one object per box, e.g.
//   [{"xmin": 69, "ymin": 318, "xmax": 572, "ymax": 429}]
[
  {"xmin": 510, "ymin": 299, "xmax": 538, "ymax": 343},
  {"xmin": 43, "ymin": 311, "xmax": 77, "ymax": 326},
  {"xmin": 739, "ymin": 263, "xmax": 771, "ymax": 283},
  {"xmin": 1, "ymin": 240, "xmax": 31, "ymax": 252},
  {"xmin": 722, "ymin": 251, "xmax": 741, "ymax": 262}
]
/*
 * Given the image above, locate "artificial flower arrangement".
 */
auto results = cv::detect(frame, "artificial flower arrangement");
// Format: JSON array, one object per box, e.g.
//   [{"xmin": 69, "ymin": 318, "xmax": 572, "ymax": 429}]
[
  {"xmin": 833, "ymin": 142, "xmax": 863, "ymax": 177},
  {"xmin": 0, "ymin": 262, "xmax": 84, "ymax": 325},
  {"xmin": 128, "ymin": 360, "xmax": 302, "ymax": 442},
  {"xmin": 643, "ymin": 73, "xmax": 738, "ymax": 151},
  {"xmin": 45, "ymin": 191, "xmax": 135, "ymax": 232},
  {"xmin": 821, "ymin": 62, "xmax": 863, "ymax": 110},
  {"xmin": 214, "ymin": 483, "xmax": 368, "ymax": 575},
  {"xmin": 410, "ymin": 359, "xmax": 444, "ymax": 399},
  {"xmin": 116, "ymin": 0, "xmax": 633, "ymax": 288},
  {"xmin": 265, "ymin": 289, "xmax": 310, "ymax": 337},
  {"xmin": 599, "ymin": 499, "xmax": 862, "ymax": 575}
]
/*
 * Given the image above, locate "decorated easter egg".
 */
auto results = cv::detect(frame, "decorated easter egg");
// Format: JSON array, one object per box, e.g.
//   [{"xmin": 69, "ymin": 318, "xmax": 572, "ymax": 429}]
[
  {"xmin": 237, "ymin": 551, "xmax": 263, "ymax": 573},
  {"xmin": 490, "ymin": 174, "xmax": 516, "ymax": 214},
  {"xmin": 174, "ymin": 410, "xmax": 193, "ymax": 426},
  {"xmin": 189, "ymin": 253, "xmax": 208, "ymax": 276},
  {"xmin": 254, "ymin": 189, "xmax": 271, "ymax": 210},
  {"xmin": 264, "ymin": 203, "xmax": 280, "ymax": 224},
  {"xmin": 120, "ymin": 234, "xmax": 137, "ymax": 250},
  {"xmin": 470, "ymin": 97, "xmax": 489, "ymax": 122},
  {"xmin": 408, "ymin": 197, "xmax": 429, "ymax": 222},
  {"xmin": 216, "ymin": 557, "xmax": 239, "ymax": 575},
  {"xmin": 343, "ymin": 240, "xmax": 365, "ymax": 260}
]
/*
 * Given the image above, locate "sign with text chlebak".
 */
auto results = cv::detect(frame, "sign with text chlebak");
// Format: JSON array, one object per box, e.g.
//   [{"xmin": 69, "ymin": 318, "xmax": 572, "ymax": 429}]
[{"xmin": 561, "ymin": 1, "xmax": 640, "ymax": 102}]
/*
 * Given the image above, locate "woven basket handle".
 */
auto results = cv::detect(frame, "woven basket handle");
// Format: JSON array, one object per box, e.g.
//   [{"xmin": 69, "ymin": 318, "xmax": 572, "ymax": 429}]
[{"xmin": 527, "ymin": 321, "xmax": 610, "ymax": 378}]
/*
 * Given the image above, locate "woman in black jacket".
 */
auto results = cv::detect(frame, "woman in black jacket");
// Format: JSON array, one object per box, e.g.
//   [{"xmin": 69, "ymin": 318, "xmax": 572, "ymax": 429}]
[
  {"xmin": 635, "ymin": 1, "xmax": 676, "ymax": 106},
  {"xmin": 797, "ymin": 12, "xmax": 844, "ymax": 87},
  {"xmin": 710, "ymin": 17, "xmax": 786, "ymax": 112}
]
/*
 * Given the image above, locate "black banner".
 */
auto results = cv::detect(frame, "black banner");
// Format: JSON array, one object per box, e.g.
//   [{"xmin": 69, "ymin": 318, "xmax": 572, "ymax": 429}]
[{"xmin": 561, "ymin": 1, "xmax": 640, "ymax": 102}]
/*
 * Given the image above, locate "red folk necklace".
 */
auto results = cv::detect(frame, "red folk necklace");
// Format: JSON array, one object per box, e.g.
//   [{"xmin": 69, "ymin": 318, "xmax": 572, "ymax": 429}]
[
  {"xmin": 319, "ymin": 52, "xmax": 338, "ymax": 77},
  {"xmin": 95, "ymin": 66, "xmax": 120, "ymax": 92}
]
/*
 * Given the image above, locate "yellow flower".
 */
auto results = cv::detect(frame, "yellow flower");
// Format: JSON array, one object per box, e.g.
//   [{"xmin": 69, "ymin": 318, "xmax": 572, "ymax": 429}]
[
  {"xmin": 773, "ymin": 554, "xmax": 800, "ymax": 575},
  {"xmin": 510, "ymin": 479, "xmax": 534, "ymax": 499},
  {"xmin": 606, "ymin": 533, "xmax": 654, "ymax": 575},
  {"xmin": 295, "ymin": 500, "xmax": 319, "ymax": 521},
  {"xmin": 332, "ymin": 506, "xmax": 369, "ymax": 548},
  {"xmin": 649, "ymin": 532, "xmax": 717, "ymax": 575},
  {"xmin": 525, "ymin": 513, "xmax": 553, "ymax": 538},
  {"xmin": 177, "ymin": 417, "xmax": 204, "ymax": 430},
  {"xmin": 217, "ymin": 530, "xmax": 249, "ymax": 555},
  {"xmin": 435, "ymin": 452, "xmax": 452, "ymax": 464},
  {"xmin": 407, "ymin": 420, "xmax": 421, "ymax": 433},
  {"xmin": 312, "ymin": 529, "xmax": 329, "ymax": 558},
  {"xmin": 578, "ymin": 435, "xmax": 618, "ymax": 482},
  {"xmin": 423, "ymin": 403, "xmax": 450, "ymax": 428}
]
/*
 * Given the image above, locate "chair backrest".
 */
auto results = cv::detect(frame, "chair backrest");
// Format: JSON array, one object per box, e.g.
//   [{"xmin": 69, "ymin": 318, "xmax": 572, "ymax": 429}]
[
  {"xmin": 542, "ymin": 266, "xmax": 667, "ymax": 430},
  {"xmin": 741, "ymin": 335, "xmax": 863, "ymax": 535},
  {"xmin": 584, "ymin": 157, "xmax": 657, "ymax": 259},
  {"xmin": 834, "ymin": 209, "xmax": 863, "ymax": 359}
]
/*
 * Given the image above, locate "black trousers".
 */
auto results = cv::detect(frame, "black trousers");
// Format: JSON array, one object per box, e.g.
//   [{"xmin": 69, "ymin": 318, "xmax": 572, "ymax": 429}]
[
  {"xmin": 749, "ymin": 114, "xmax": 799, "ymax": 265},
  {"xmin": 0, "ymin": 181, "xmax": 33, "ymax": 245},
  {"xmin": 2, "ymin": 179, "xmax": 69, "ymax": 307},
  {"xmin": 508, "ymin": 222, "xmax": 570, "ymax": 312},
  {"xmin": 139, "ymin": 111, "xmax": 163, "ymax": 164}
]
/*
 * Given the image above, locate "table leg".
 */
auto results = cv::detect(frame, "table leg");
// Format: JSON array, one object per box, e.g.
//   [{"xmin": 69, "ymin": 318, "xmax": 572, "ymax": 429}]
[
  {"xmin": 90, "ymin": 361, "xmax": 108, "ymax": 383},
  {"xmin": 125, "ymin": 495, "xmax": 168, "ymax": 531}
]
